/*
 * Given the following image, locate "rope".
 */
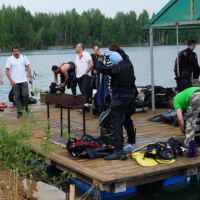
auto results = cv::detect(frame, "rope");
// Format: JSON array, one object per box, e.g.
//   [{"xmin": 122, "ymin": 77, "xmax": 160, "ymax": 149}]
[
  {"xmin": 76, "ymin": 184, "xmax": 101, "ymax": 200},
  {"xmin": 77, "ymin": 185, "xmax": 95, "ymax": 200},
  {"xmin": 94, "ymin": 184, "xmax": 101, "ymax": 200}
]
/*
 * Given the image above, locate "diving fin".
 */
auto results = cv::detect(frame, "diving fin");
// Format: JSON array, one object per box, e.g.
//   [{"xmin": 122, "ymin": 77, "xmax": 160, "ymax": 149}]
[
  {"xmin": 155, "ymin": 158, "xmax": 175, "ymax": 164},
  {"xmin": 132, "ymin": 152, "xmax": 158, "ymax": 166}
]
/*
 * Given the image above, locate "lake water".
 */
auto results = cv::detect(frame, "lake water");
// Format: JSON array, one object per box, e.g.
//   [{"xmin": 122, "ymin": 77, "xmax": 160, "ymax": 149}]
[
  {"xmin": 1, "ymin": 46, "xmax": 200, "ymax": 199},
  {"xmin": 1, "ymin": 45, "xmax": 200, "ymax": 102}
]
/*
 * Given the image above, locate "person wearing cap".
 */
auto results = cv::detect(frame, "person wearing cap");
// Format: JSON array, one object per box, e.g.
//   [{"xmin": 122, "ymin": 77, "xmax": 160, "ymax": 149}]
[
  {"xmin": 97, "ymin": 49, "xmax": 136, "ymax": 160},
  {"xmin": 168, "ymin": 87, "xmax": 200, "ymax": 147}
]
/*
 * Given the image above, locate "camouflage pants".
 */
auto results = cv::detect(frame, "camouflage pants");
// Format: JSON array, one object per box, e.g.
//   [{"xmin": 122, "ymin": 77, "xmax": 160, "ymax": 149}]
[{"xmin": 185, "ymin": 92, "xmax": 200, "ymax": 146}]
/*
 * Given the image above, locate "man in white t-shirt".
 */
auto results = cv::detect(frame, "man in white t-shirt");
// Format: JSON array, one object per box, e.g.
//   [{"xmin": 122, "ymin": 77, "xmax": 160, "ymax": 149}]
[
  {"xmin": 6, "ymin": 45, "xmax": 33, "ymax": 118},
  {"xmin": 75, "ymin": 43, "xmax": 93, "ymax": 104}
]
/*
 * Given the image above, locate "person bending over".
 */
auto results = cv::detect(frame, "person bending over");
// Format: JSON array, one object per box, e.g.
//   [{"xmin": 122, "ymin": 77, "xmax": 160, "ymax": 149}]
[
  {"xmin": 52, "ymin": 62, "xmax": 77, "ymax": 95},
  {"xmin": 168, "ymin": 87, "xmax": 200, "ymax": 146}
]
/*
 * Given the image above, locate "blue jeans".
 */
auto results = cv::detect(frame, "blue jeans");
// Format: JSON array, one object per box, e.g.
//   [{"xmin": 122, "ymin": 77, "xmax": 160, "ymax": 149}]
[{"xmin": 13, "ymin": 82, "xmax": 29, "ymax": 113}]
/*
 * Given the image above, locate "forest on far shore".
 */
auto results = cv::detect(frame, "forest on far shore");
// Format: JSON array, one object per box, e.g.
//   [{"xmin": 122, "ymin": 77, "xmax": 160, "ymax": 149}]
[{"xmin": 1, "ymin": 4, "xmax": 200, "ymax": 50}]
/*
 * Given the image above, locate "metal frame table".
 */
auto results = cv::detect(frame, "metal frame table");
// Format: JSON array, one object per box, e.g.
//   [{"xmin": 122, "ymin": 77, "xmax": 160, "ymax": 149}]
[{"xmin": 45, "ymin": 93, "xmax": 86, "ymax": 137}]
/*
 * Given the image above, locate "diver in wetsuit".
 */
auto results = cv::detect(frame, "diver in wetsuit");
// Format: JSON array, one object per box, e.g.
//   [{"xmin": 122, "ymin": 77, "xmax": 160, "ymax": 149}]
[
  {"xmin": 97, "ymin": 50, "xmax": 136, "ymax": 160},
  {"xmin": 175, "ymin": 39, "xmax": 200, "ymax": 79}
]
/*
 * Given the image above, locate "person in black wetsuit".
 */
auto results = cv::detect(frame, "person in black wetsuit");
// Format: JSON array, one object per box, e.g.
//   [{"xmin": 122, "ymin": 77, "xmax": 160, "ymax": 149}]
[
  {"xmin": 97, "ymin": 50, "xmax": 136, "ymax": 160},
  {"xmin": 52, "ymin": 62, "xmax": 77, "ymax": 95},
  {"xmin": 91, "ymin": 45, "xmax": 99, "ymax": 73},
  {"xmin": 90, "ymin": 45, "xmax": 100, "ymax": 91},
  {"xmin": 175, "ymin": 39, "xmax": 200, "ymax": 79}
]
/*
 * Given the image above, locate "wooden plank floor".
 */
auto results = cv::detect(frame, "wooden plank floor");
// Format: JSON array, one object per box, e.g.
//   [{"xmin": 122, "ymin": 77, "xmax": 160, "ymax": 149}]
[{"xmin": 1, "ymin": 102, "xmax": 200, "ymax": 191}]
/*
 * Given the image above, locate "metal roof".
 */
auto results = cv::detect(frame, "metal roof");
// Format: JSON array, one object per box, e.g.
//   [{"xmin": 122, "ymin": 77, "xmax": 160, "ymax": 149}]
[{"xmin": 143, "ymin": 0, "xmax": 200, "ymax": 30}]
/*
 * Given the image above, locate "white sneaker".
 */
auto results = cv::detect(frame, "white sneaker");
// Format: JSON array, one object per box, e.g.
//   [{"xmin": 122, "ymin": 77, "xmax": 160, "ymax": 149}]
[{"xmin": 123, "ymin": 142, "xmax": 135, "ymax": 152}]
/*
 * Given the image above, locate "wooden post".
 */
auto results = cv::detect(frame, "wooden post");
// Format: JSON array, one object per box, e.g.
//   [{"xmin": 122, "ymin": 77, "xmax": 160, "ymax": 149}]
[{"xmin": 69, "ymin": 184, "xmax": 75, "ymax": 200}]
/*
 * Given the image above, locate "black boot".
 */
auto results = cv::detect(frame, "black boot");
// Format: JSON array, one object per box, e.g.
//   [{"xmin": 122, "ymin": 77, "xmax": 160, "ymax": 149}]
[{"xmin": 104, "ymin": 149, "xmax": 123, "ymax": 160}]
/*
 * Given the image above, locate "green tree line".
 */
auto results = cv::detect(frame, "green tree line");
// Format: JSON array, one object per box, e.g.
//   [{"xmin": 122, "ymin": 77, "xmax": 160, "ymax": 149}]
[{"xmin": 0, "ymin": 4, "xmax": 200, "ymax": 50}]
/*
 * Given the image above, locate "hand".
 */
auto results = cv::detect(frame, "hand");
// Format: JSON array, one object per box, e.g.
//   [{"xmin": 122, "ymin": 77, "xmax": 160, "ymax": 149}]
[
  {"xmin": 181, "ymin": 128, "xmax": 185, "ymax": 134},
  {"xmin": 11, "ymin": 80, "xmax": 15, "ymax": 87},
  {"xmin": 29, "ymin": 77, "xmax": 33, "ymax": 84},
  {"xmin": 60, "ymin": 83, "xmax": 65, "ymax": 88}
]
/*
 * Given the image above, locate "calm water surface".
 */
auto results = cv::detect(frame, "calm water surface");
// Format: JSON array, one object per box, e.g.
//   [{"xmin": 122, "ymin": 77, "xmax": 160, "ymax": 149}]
[
  {"xmin": 2, "ymin": 45, "xmax": 199, "ymax": 102},
  {"xmin": 1, "ymin": 46, "xmax": 200, "ymax": 200}
]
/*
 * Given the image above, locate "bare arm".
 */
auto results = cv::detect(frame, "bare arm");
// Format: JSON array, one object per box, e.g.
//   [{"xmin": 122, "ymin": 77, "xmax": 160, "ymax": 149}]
[
  {"xmin": 85, "ymin": 59, "xmax": 93, "ymax": 74},
  {"xmin": 60, "ymin": 68, "xmax": 69, "ymax": 87},
  {"xmin": 6, "ymin": 68, "xmax": 15, "ymax": 86},
  {"xmin": 54, "ymin": 73, "xmax": 58, "ymax": 83},
  {"xmin": 177, "ymin": 108, "xmax": 185, "ymax": 134},
  {"xmin": 26, "ymin": 65, "xmax": 33, "ymax": 84}
]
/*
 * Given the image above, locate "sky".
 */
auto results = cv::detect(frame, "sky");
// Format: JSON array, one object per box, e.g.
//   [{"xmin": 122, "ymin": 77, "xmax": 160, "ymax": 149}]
[{"xmin": 1, "ymin": 0, "xmax": 170, "ymax": 18}]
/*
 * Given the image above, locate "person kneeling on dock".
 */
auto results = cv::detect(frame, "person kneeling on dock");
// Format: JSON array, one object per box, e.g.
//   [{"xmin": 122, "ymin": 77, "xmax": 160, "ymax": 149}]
[
  {"xmin": 52, "ymin": 62, "xmax": 77, "ymax": 95},
  {"xmin": 168, "ymin": 87, "xmax": 200, "ymax": 147},
  {"xmin": 97, "ymin": 50, "xmax": 136, "ymax": 160}
]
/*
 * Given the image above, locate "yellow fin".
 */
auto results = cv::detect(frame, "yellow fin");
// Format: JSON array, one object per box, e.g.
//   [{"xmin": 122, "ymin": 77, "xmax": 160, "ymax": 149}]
[
  {"xmin": 132, "ymin": 152, "xmax": 158, "ymax": 166},
  {"xmin": 155, "ymin": 158, "xmax": 175, "ymax": 164}
]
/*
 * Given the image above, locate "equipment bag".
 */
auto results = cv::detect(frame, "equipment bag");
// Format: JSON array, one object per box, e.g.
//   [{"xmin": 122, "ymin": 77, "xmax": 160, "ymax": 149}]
[
  {"xmin": 49, "ymin": 82, "xmax": 64, "ymax": 93},
  {"xmin": 144, "ymin": 137, "xmax": 184, "ymax": 160},
  {"xmin": 66, "ymin": 134, "xmax": 113, "ymax": 158},
  {"xmin": 135, "ymin": 97, "xmax": 149, "ymax": 112},
  {"xmin": 144, "ymin": 142, "xmax": 176, "ymax": 160},
  {"xmin": 143, "ymin": 85, "xmax": 176, "ymax": 108}
]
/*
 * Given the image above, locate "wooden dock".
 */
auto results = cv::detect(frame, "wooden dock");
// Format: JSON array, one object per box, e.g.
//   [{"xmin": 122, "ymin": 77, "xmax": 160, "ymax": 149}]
[{"xmin": 1, "ymin": 101, "xmax": 200, "ymax": 195}]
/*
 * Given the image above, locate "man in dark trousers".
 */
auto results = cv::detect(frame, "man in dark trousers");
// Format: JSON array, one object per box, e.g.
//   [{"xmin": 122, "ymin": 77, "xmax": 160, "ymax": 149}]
[
  {"xmin": 6, "ymin": 45, "xmax": 33, "ymax": 118},
  {"xmin": 75, "ymin": 43, "xmax": 93, "ymax": 104},
  {"xmin": 97, "ymin": 50, "xmax": 136, "ymax": 160}
]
